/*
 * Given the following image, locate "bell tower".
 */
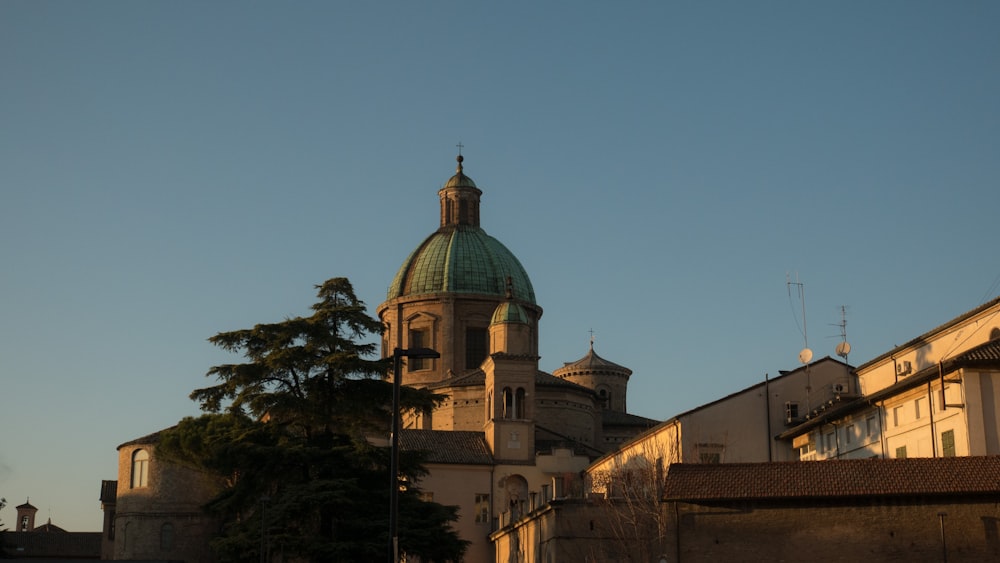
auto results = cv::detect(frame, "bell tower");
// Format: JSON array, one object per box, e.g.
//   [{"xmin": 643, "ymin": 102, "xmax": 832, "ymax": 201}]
[
  {"xmin": 15, "ymin": 499, "xmax": 37, "ymax": 532},
  {"xmin": 483, "ymin": 280, "xmax": 537, "ymax": 462}
]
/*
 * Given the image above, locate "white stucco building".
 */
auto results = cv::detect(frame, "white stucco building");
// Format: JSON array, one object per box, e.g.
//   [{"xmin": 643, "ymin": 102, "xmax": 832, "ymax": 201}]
[{"xmin": 778, "ymin": 296, "xmax": 1000, "ymax": 461}]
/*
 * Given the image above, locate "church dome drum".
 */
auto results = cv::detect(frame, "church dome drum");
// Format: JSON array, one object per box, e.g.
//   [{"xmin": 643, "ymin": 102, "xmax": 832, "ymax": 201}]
[{"xmin": 378, "ymin": 155, "xmax": 541, "ymax": 386}]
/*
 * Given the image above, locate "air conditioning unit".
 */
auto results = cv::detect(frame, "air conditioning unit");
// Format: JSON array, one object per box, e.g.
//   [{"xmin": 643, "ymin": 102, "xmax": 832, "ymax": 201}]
[
  {"xmin": 896, "ymin": 361, "xmax": 912, "ymax": 376},
  {"xmin": 833, "ymin": 383, "xmax": 845, "ymax": 393}
]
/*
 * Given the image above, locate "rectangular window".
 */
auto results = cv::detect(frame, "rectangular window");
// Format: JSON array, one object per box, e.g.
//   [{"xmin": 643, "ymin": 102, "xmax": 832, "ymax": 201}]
[
  {"xmin": 419, "ymin": 491, "xmax": 434, "ymax": 502},
  {"xmin": 785, "ymin": 401, "xmax": 799, "ymax": 421},
  {"xmin": 893, "ymin": 406, "xmax": 903, "ymax": 427},
  {"xmin": 475, "ymin": 493, "xmax": 490, "ymax": 524},
  {"xmin": 941, "ymin": 429, "xmax": 956, "ymax": 457},
  {"xmin": 131, "ymin": 449, "xmax": 150, "ymax": 489},
  {"xmin": 409, "ymin": 329, "xmax": 429, "ymax": 371},
  {"xmin": 866, "ymin": 415, "xmax": 877, "ymax": 438},
  {"xmin": 896, "ymin": 446, "xmax": 907, "ymax": 459},
  {"xmin": 466, "ymin": 327, "xmax": 489, "ymax": 369},
  {"xmin": 915, "ymin": 398, "xmax": 924, "ymax": 420},
  {"xmin": 699, "ymin": 452, "xmax": 721, "ymax": 464},
  {"xmin": 845, "ymin": 424, "xmax": 855, "ymax": 444},
  {"xmin": 824, "ymin": 432, "xmax": 835, "ymax": 453}
]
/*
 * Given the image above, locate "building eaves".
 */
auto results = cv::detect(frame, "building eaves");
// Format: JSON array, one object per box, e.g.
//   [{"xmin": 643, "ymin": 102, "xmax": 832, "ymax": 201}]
[
  {"xmin": 857, "ymin": 295, "xmax": 1000, "ymax": 372},
  {"xmin": 673, "ymin": 356, "xmax": 850, "ymax": 421},
  {"xmin": 535, "ymin": 424, "xmax": 608, "ymax": 458},
  {"xmin": 117, "ymin": 428, "xmax": 170, "ymax": 450}
]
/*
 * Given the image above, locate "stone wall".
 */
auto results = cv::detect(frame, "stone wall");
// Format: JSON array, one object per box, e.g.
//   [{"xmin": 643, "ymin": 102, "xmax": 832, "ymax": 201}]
[
  {"xmin": 115, "ymin": 442, "xmax": 224, "ymax": 563},
  {"xmin": 666, "ymin": 497, "xmax": 1000, "ymax": 563}
]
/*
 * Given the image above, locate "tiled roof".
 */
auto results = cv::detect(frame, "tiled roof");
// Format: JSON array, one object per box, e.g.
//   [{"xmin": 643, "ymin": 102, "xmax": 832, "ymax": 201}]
[
  {"xmin": 428, "ymin": 369, "xmax": 486, "ymax": 389},
  {"xmin": 954, "ymin": 338, "xmax": 1000, "ymax": 362},
  {"xmin": 99, "ymin": 480, "xmax": 118, "ymax": 504},
  {"xmin": 858, "ymin": 295, "xmax": 1000, "ymax": 371},
  {"xmin": 535, "ymin": 424, "xmax": 608, "ymax": 458},
  {"xmin": 535, "ymin": 370, "xmax": 595, "ymax": 392},
  {"xmin": 602, "ymin": 409, "xmax": 659, "ymax": 427},
  {"xmin": 663, "ymin": 456, "xmax": 1000, "ymax": 502},
  {"xmin": 117, "ymin": 428, "xmax": 168, "ymax": 449},
  {"xmin": 553, "ymin": 345, "xmax": 632, "ymax": 376},
  {"xmin": 400, "ymin": 429, "xmax": 493, "ymax": 465},
  {"xmin": 33, "ymin": 521, "xmax": 67, "ymax": 533}
]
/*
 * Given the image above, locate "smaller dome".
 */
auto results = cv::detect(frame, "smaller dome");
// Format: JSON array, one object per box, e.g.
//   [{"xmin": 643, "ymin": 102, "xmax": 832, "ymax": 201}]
[
  {"xmin": 491, "ymin": 300, "xmax": 529, "ymax": 325},
  {"xmin": 444, "ymin": 155, "xmax": 478, "ymax": 189}
]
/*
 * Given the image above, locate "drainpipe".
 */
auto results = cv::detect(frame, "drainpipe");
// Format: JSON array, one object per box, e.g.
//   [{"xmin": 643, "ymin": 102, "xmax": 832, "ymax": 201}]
[
  {"xmin": 489, "ymin": 465, "xmax": 496, "ymax": 532},
  {"xmin": 764, "ymin": 373, "xmax": 773, "ymax": 462},
  {"xmin": 928, "ymin": 380, "xmax": 938, "ymax": 458},
  {"xmin": 674, "ymin": 502, "xmax": 682, "ymax": 563},
  {"xmin": 938, "ymin": 362, "xmax": 946, "ymax": 412},
  {"xmin": 878, "ymin": 401, "xmax": 888, "ymax": 459}
]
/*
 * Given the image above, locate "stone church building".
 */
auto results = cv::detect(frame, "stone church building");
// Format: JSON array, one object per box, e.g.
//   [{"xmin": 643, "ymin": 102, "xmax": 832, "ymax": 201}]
[
  {"xmin": 104, "ymin": 155, "xmax": 657, "ymax": 562},
  {"xmin": 376, "ymin": 155, "xmax": 658, "ymax": 561}
]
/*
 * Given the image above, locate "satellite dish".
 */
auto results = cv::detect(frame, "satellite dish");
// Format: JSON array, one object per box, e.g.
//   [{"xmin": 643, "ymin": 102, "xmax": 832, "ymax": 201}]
[
  {"xmin": 798, "ymin": 347, "xmax": 813, "ymax": 364},
  {"xmin": 835, "ymin": 341, "xmax": 851, "ymax": 359}
]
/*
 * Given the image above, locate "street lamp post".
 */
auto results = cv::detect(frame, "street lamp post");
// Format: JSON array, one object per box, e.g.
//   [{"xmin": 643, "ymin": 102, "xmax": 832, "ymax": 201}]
[
  {"xmin": 259, "ymin": 495, "xmax": 269, "ymax": 563},
  {"xmin": 389, "ymin": 346, "xmax": 440, "ymax": 563},
  {"xmin": 938, "ymin": 511, "xmax": 948, "ymax": 563}
]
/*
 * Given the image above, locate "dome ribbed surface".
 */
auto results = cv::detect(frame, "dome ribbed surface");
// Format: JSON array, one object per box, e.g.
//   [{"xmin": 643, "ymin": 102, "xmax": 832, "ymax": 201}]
[
  {"xmin": 444, "ymin": 171, "xmax": 478, "ymax": 189},
  {"xmin": 388, "ymin": 226, "xmax": 536, "ymax": 303},
  {"xmin": 491, "ymin": 300, "xmax": 529, "ymax": 325}
]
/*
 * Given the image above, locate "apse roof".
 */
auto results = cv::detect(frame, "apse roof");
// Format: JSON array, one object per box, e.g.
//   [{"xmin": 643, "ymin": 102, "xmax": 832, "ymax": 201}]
[{"xmin": 554, "ymin": 344, "xmax": 632, "ymax": 376}]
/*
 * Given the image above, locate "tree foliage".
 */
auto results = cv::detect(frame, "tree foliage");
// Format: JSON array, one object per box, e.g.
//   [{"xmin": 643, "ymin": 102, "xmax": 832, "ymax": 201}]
[
  {"xmin": 0, "ymin": 496, "xmax": 7, "ymax": 558},
  {"xmin": 159, "ymin": 278, "xmax": 466, "ymax": 562}
]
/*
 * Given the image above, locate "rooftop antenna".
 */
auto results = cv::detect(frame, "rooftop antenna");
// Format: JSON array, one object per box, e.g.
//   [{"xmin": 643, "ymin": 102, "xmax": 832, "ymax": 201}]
[
  {"xmin": 832, "ymin": 305, "xmax": 851, "ymax": 362},
  {"xmin": 787, "ymin": 273, "xmax": 812, "ymax": 365},
  {"xmin": 788, "ymin": 273, "xmax": 812, "ymax": 411}
]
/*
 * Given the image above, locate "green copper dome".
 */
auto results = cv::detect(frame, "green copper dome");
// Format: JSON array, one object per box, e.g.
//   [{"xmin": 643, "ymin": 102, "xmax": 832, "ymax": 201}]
[
  {"xmin": 388, "ymin": 227, "xmax": 536, "ymax": 303},
  {"xmin": 387, "ymin": 156, "xmax": 536, "ymax": 304},
  {"xmin": 491, "ymin": 298, "xmax": 530, "ymax": 325}
]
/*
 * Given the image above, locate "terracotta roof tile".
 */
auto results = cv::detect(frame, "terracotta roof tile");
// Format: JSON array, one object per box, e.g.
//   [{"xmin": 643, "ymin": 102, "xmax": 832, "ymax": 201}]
[
  {"xmin": 663, "ymin": 456, "xmax": 1000, "ymax": 501},
  {"xmin": 400, "ymin": 429, "xmax": 493, "ymax": 465},
  {"xmin": 602, "ymin": 410, "xmax": 659, "ymax": 427},
  {"xmin": 954, "ymin": 338, "xmax": 1000, "ymax": 362}
]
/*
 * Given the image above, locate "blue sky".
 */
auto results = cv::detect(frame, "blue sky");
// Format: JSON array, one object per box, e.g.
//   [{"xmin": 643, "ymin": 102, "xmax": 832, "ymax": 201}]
[{"xmin": 1, "ymin": 1, "xmax": 998, "ymax": 532}]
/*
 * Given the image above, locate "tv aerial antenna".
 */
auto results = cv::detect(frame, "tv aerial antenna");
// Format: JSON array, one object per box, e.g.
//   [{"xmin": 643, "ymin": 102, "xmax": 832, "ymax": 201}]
[
  {"xmin": 787, "ymin": 273, "xmax": 812, "ymax": 365},
  {"xmin": 832, "ymin": 305, "xmax": 851, "ymax": 362}
]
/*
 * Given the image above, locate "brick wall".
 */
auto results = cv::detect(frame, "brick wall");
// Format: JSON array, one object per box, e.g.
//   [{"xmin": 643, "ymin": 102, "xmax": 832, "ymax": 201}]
[{"xmin": 666, "ymin": 497, "xmax": 1000, "ymax": 563}]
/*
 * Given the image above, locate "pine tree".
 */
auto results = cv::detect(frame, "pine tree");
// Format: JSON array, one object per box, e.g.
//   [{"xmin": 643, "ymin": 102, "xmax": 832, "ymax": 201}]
[{"xmin": 159, "ymin": 278, "xmax": 467, "ymax": 562}]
